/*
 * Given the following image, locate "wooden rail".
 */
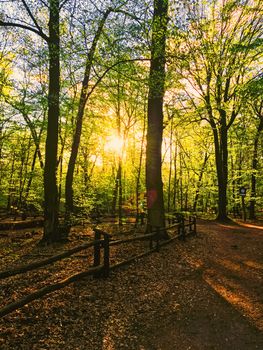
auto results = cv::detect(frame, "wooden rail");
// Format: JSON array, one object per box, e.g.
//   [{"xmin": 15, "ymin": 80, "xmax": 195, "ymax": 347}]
[
  {"xmin": 0, "ymin": 240, "xmax": 100, "ymax": 279},
  {"xmin": 0, "ymin": 215, "xmax": 196, "ymax": 317}
]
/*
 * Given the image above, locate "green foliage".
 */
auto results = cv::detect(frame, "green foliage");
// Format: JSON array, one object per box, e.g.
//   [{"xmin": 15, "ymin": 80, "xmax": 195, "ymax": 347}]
[{"xmin": 0, "ymin": 0, "xmax": 262, "ymax": 220}]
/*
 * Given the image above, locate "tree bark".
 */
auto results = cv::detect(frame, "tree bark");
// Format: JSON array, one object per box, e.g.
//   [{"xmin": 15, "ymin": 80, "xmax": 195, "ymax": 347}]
[
  {"xmin": 193, "ymin": 152, "xmax": 209, "ymax": 212},
  {"xmin": 206, "ymin": 98, "xmax": 230, "ymax": 222},
  {"xmin": 249, "ymin": 117, "xmax": 263, "ymax": 219},
  {"xmin": 172, "ymin": 141, "xmax": 178, "ymax": 212},
  {"xmin": 42, "ymin": 0, "xmax": 60, "ymax": 242},
  {"xmin": 212, "ymin": 123, "xmax": 229, "ymax": 221},
  {"xmin": 118, "ymin": 161, "xmax": 123, "ymax": 226},
  {"xmin": 146, "ymin": 0, "xmax": 168, "ymax": 236},
  {"xmin": 167, "ymin": 120, "xmax": 173, "ymax": 213},
  {"xmin": 135, "ymin": 110, "xmax": 146, "ymax": 224},
  {"xmin": 218, "ymin": 131, "xmax": 228, "ymax": 220},
  {"xmin": 65, "ymin": 10, "xmax": 111, "ymax": 220}
]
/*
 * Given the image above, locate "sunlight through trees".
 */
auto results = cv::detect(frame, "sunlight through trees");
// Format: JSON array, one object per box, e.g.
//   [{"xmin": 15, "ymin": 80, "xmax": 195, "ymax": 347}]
[{"xmin": 0, "ymin": 0, "xmax": 262, "ymax": 241}]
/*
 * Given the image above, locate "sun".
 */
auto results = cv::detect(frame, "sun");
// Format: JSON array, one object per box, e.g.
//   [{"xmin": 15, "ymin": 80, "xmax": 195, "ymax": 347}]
[{"xmin": 105, "ymin": 135, "xmax": 124, "ymax": 155}]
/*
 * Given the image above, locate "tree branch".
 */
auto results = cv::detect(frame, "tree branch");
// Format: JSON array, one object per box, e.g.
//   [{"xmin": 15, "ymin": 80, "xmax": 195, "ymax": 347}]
[
  {"xmin": 0, "ymin": 20, "xmax": 49, "ymax": 42},
  {"xmin": 59, "ymin": 0, "xmax": 70, "ymax": 10},
  {"xmin": 86, "ymin": 58, "xmax": 150, "ymax": 101},
  {"xmin": 21, "ymin": 0, "xmax": 46, "ymax": 37}
]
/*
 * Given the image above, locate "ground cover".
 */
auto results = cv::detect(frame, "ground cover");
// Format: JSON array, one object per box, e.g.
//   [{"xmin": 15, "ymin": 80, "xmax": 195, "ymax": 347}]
[{"xmin": 0, "ymin": 219, "xmax": 262, "ymax": 349}]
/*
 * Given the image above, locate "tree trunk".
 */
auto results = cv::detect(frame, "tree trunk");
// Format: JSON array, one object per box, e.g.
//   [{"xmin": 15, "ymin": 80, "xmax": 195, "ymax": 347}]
[
  {"xmin": 112, "ymin": 168, "xmax": 118, "ymax": 216},
  {"xmin": 193, "ymin": 152, "xmax": 209, "ymax": 212},
  {"xmin": 249, "ymin": 117, "xmax": 263, "ymax": 219},
  {"xmin": 167, "ymin": 120, "xmax": 173, "ymax": 213},
  {"xmin": 118, "ymin": 161, "xmax": 123, "ymax": 226},
  {"xmin": 135, "ymin": 109, "xmax": 146, "ymax": 224},
  {"xmin": 146, "ymin": 0, "xmax": 168, "ymax": 236},
  {"xmin": 179, "ymin": 152, "xmax": 183, "ymax": 211},
  {"xmin": 42, "ymin": 0, "xmax": 60, "ymax": 242},
  {"xmin": 172, "ymin": 141, "xmax": 178, "ymax": 212},
  {"xmin": 21, "ymin": 109, "xmax": 45, "ymax": 170},
  {"xmin": 7, "ymin": 156, "xmax": 15, "ymax": 211},
  {"xmin": 65, "ymin": 10, "xmax": 111, "ymax": 223},
  {"xmin": 25, "ymin": 146, "xmax": 38, "ymax": 201},
  {"xmin": 18, "ymin": 137, "xmax": 32, "ymax": 209},
  {"xmin": 213, "ymin": 120, "xmax": 229, "ymax": 222},
  {"xmin": 229, "ymin": 142, "xmax": 236, "ymax": 217}
]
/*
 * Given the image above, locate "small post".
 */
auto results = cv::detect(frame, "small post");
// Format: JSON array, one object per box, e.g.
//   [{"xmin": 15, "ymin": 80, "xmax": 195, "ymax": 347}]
[
  {"xmin": 103, "ymin": 233, "xmax": 110, "ymax": 278},
  {"xmin": 241, "ymin": 196, "xmax": 247, "ymax": 222},
  {"xmin": 93, "ymin": 229, "xmax": 101, "ymax": 267},
  {"xmin": 177, "ymin": 223, "xmax": 180, "ymax": 236},
  {"xmin": 180, "ymin": 218, "xmax": 185, "ymax": 241}
]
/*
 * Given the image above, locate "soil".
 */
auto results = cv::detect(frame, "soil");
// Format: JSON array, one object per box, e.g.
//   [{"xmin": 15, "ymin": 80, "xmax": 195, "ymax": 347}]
[{"xmin": 0, "ymin": 219, "xmax": 262, "ymax": 349}]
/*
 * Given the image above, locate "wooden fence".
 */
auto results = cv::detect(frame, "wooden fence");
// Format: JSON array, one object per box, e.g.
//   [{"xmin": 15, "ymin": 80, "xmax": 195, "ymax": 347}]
[{"xmin": 0, "ymin": 215, "xmax": 196, "ymax": 317}]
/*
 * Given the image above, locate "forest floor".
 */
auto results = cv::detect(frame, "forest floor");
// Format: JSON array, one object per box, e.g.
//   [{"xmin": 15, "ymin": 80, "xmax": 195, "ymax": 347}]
[{"xmin": 0, "ymin": 218, "xmax": 263, "ymax": 349}]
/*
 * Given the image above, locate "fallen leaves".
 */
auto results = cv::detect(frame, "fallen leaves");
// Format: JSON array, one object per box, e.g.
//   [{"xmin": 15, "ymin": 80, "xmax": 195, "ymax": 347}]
[{"xmin": 0, "ymin": 221, "xmax": 263, "ymax": 349}]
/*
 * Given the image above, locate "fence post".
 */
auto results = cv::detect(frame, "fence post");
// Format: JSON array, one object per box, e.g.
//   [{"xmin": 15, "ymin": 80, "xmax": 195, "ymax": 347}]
[
  {"xmin": 103, "ymin": 234, "xmax": 110, "ymax": 278},
  {"xmin": 93, "ymin": 229, "xmax": 101, "ymax": 267},
  {"xmin": 180, "ymin": 218, "xmax": 185, "ymax": 241},
  {"xmin": 177, "ymin": 223, "xmax": 180, "ymax": 236}
]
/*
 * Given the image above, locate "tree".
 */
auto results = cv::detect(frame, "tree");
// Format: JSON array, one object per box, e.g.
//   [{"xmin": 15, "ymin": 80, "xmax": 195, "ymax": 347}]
[
  {"xmin": 1, "ymin": 0, "xmax": 61, "ymax": 242},
  {"xmin": 64, "ymin": 7, "xmax": 113, "ymax": 223},
  {"xmin": 170, "ymin": 0, "xmax": 263, "ymax": 221},
  {"xmin": 63, "ymin": 3, "xmax": 147, "ymax": 228},
  {"xmin": 244, "ymin": 77, "xmax": 263, "ymax": 219},
  {"xmin": 146, "ymin": 0, "xmax": 168, "ymax": 235}
]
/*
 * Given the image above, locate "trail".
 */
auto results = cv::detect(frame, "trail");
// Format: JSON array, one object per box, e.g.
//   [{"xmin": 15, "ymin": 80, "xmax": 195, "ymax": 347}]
[{"xmin": 145, "ymin": 220, "xmax": 263, "ymax": 350}]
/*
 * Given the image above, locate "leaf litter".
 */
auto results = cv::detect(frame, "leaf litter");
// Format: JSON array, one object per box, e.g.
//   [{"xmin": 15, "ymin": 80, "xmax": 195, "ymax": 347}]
[{"xmin": 0, "ymin": 220, "xmax": 263, "ymax": 349}]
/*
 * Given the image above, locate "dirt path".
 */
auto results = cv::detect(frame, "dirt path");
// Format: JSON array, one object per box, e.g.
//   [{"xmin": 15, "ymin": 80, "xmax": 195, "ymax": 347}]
[
  {"xmin": 0, "ymin": 220, "xmax": 263, "ymax": 349},
  {"xmin": 146, "ymin": 220, "xmax": 263, "ymax": 350}
]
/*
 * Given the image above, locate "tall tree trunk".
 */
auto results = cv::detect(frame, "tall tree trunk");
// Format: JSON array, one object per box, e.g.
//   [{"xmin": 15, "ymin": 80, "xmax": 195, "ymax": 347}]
[
  {"xmin": 135, "ymin": 109, "xmax": 146, "ymax": 224},
  {"xmin": 229, "ymin": 141, "xmax": 236, "ymax": 216},
  {"xmin": 42, "ymin": 0, "xmax": 60, "ymax": 242},
  {"xmin": 193, "ymin": 152, "xmax": 209, "ymax": 212},
  {"xmin": 112, "ymin": 169, "xmax": 119, "ymax": 216},
  {"xmin": 146, "ymin": 0, "xmax": 168, "ymax": 236},
  {"xmin": 65, "ymin": 10, "xmax": 111, "ymax": 223},
  {"xmin": 25, "ymin": 117, "xmax": 45, "ymax": 201},
  {"xmin": 0, "ymin": 127, "xmax": 3, "ymax": 189},
  {"xmin": 167, "ymin": 120, "xmax": 173, "ymax": 213},
  {"xmin": 58, "ymin": 150, "xmax": 63, "ymax": 207},
  {"xmin": 249, "ymin": 117, "xmax": 263, "ymax": 219},
  {"xmin": 7, "ymin": 156, "xmax": 15, "ymax": 211},
  {"xmin": 116, "ymin": 65, "xmax": 123, "ymax": 226},
  {"xmin": 179, "ymin": 151, "xmax": 183, "ymax": 211},
  {"xmin": 172, "ymin": 141, "xmax": 178, "ymax": 212},
  {"xmin": 18, "ymin": 137, "xmax": 32, "ymax": 209},
  {"xmin": 118, "ymin": 161, "xmax": 123, "ymax": 226},
  {"xmin": 25, "ymin": 146, "xmax": 38, "ymax": 201},
  {"xmin": 213, "ymin": 121, "xmax": 229, "ymax": 221}
]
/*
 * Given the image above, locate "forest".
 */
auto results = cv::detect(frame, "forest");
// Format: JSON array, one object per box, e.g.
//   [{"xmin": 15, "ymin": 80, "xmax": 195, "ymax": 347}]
[
  {"xmin": 0, "ymin": 0, "xmax": 262, "ymax": 241},
  {"xmin": 0, "ymin": 0, "xmax": 263, "ymax": 348}
]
